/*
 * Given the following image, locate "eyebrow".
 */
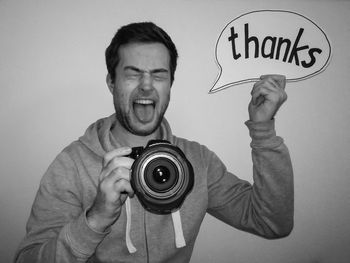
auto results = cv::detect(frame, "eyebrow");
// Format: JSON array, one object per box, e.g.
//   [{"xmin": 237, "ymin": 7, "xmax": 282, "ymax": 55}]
[{"xmin": 124, "ymin": 66, "xmax": 169, "ymax": 74}]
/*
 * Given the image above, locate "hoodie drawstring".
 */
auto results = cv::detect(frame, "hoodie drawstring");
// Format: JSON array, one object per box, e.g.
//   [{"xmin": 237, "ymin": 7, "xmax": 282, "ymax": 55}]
[
  {"xmin": 125, "ymin": 198, "xmax": 186, "ymax": 253},
  {"xmin": 171, "ymin": 210, "xmax": 186, "ymax": 248},
  {"xmin": 125, "ymin": 198, "xmax": 137, "ymax": 253}
]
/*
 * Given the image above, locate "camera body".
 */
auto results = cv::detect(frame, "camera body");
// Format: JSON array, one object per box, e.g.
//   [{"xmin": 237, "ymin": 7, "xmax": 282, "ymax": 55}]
[{"xmin": 128, "ymin": 140, "xmax": 194, "ymax": 214}]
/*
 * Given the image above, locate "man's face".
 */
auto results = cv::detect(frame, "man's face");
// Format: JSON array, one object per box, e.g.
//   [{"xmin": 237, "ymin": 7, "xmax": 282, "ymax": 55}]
[{"xmin": 108, "ymin": 42, "xmax": 171, "ymax": 136}]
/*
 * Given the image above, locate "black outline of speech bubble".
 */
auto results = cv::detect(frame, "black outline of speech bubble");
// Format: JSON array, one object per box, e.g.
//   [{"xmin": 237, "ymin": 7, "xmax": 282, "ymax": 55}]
[{"xmin": 209, "ymin": 9, "xmax": 332, "ymax": 94}]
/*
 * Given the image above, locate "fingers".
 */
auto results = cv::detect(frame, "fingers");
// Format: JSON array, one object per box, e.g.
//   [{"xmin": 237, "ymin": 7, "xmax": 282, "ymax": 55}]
[
  {"xmin": 260, "ymin": 74, "xmax": 286, "ymax": 90},
  {"xmin": 251, "ymin": 75, "xmax": 287, "ymax": 105},
  {"xmin": 99, "ymin": 147, "xmax": 135, "ymax": 197},
  {"xmin": 113, "ymin": 177, "xmax": 134, "ymax": 199},
  {"xmin": 101, "ymin": 147, "xmax": 132, "ymax": 178},
  {"xmin": 101, "ymin": 157, "xmax": 133, "ymax": 180},
  {"xmin": 100, "ymin": 169, "xmax": 134, "ymax": 196},
  {"xmin": 251, "ymin": 82, "xmax": 273, "ymax": 105}
]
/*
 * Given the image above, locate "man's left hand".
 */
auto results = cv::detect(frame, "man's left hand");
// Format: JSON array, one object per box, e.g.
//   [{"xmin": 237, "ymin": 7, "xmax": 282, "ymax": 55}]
[{"xmin": 248, "ymin": 74, "xmax": 287, "ymax": 122}]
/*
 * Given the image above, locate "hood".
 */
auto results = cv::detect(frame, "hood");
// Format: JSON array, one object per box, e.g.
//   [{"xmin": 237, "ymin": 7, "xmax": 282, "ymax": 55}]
[{"xmin": 78, "ymin": 114, "xmax": 173, "ymax": 156}]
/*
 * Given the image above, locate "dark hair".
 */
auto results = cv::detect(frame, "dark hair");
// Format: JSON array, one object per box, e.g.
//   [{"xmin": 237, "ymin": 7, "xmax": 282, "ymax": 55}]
[{"xmin": 105, "ymin": 22, "xmax": 178, "ymax": 84}]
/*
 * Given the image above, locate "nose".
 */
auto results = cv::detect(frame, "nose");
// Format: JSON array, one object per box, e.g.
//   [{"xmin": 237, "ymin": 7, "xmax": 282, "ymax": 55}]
[{"xmin": 139, "ymin": 72, "xmax": 154, "ymax": 91}]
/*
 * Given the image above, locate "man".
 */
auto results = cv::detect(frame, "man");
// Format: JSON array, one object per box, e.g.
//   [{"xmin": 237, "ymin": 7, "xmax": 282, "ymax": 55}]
[{"xmin": 15, "ymin": 22, "xmax": 293, "ymax": 262}]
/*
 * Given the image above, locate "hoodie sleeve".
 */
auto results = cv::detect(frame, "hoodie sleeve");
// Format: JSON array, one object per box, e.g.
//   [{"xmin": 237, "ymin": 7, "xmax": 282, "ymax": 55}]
[
  {"xmin": 14, "ymin": 150, "xmax": 109, "ymax": 263},
  {"xmin": 206, "ymin": 119, "xmax": 294, "ymax": 239}
]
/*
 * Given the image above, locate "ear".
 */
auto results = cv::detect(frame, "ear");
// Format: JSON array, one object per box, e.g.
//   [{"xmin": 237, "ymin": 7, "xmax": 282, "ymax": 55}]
[{"xmin": 106, "ymin": 74, "xmax": 114, "ymax": 94}]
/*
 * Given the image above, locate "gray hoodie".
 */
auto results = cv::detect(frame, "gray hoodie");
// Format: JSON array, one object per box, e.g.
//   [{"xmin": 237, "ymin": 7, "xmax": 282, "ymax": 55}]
[{"xmin": 15, "ymin": 114, "xmax": 293, "ymax": 263}]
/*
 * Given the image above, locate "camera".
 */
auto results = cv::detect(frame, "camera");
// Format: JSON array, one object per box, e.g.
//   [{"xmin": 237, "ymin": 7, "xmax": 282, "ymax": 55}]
[{"xmin": 128, "ymin": 140, "xmax": 194, "ymax": 214}]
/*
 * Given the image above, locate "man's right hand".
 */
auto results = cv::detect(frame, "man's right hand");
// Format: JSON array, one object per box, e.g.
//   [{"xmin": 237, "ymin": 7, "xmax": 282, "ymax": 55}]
[{"xmin": 86, "ymin": 147, "xmax": 134, "ymax": 232}]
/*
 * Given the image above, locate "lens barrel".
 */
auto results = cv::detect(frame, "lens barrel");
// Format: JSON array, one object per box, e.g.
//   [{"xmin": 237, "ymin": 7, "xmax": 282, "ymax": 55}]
[{"xmin": 130, "ymin": 140, "xmax": 194, "ymax": 214}]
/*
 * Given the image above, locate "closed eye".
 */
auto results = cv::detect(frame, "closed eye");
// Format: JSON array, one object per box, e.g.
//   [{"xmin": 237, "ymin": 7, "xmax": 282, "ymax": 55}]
[
  {"xmin": 123, "ymin": 66, "xmax": 169, "ymax": 81},
  {"xmin": 124, "ymin": 68, "xmax": 142, "ymax": 80},
  {"xmin": 152, "ymin": 72, "xmax": 169, "ymax": 81}
]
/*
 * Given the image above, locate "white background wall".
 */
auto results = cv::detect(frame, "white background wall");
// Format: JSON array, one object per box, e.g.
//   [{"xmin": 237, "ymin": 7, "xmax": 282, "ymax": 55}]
[{"xmin": 1, "ymin": 0, "xmax": 349, "ymax": 262}]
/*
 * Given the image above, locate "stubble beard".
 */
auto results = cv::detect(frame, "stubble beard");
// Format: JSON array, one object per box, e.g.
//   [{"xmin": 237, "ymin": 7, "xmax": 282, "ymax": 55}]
[{"xmin": 114, "ymin": 97, "xmax": 169, "ymax": 137}]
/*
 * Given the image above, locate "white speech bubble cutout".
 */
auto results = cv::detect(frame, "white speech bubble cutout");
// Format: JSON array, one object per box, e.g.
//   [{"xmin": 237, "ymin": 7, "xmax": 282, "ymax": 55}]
[{"xmin": 210, "ymin": 10, "xmax": 332, "ymax": 93}]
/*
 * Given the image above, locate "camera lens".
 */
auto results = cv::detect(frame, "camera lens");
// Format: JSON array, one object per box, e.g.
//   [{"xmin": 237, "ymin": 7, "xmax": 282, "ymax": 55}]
[
  {"xmin": 153, "ymin": 166, "xmax": 170, "ymax": 184},
  {"xmin": 130, "ymin": 140, "xmax": 194, "ymax": 214},
  {"xmin": 145, "ymin": 157, "xmax": 179, "ymax": 193}
]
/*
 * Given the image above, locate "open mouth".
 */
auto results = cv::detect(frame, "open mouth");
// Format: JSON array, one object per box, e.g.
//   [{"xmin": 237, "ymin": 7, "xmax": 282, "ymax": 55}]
[{"xmin": 133, "ymin": 99, "xmax": 156, "ymax": 123}]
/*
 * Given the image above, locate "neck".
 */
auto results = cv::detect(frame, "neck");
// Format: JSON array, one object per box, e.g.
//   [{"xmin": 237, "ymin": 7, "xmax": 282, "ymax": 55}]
[{"xmin": 111, "ymin": 121, "xmax": 162, "ymax": 148}]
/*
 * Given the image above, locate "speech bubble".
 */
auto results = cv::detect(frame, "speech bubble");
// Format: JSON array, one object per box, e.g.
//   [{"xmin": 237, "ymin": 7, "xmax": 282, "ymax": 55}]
[{"xmin": 210, "ymin": 10, "xmax": 332, "ymax": 93}]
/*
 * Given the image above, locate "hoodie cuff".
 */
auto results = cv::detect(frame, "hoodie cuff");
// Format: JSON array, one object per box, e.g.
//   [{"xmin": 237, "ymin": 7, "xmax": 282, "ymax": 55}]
[
  {"xmin": 245, "ymin": 119, "xmax": 283, "ymax": 149},
  {"xmin": 64, "ymin": 209, "xmax": 110, "ymax": 259}
]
